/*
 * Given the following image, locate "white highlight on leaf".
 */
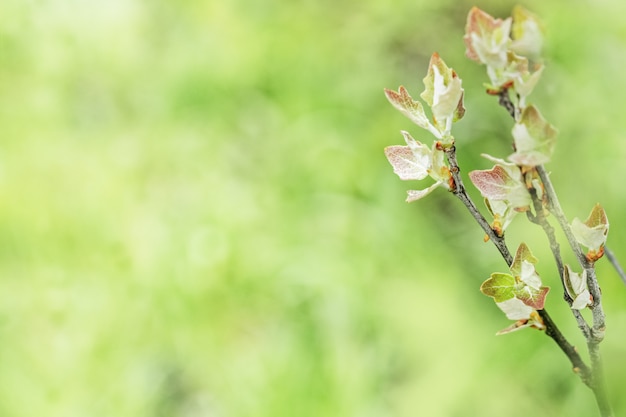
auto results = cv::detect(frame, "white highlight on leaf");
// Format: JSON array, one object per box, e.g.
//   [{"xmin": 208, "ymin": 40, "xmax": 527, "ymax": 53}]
[
  {"xmin": 520, "ymin": 260, "xmax": 542, "ymax": 290},
  {"xmin": 430, "ymin": 66, "xmax": 464, "ymax": 133},
  {"xmin": 496, "ymin": 297, "xmax": 533, "ymax": 320}
]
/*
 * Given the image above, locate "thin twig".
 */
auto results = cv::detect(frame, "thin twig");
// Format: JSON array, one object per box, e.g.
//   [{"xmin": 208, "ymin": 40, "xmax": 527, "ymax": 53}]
[
  {"xmin": 604, "ymin": 246, "xmax": 626, "ymax": 286},
  {"xmin": 535, "ymin": 166, "xmax": 613, "ymax": 416},
  {"xmin": 537, "ymin": 309, "xmax": 592, "ymax": 387},
  {"xmin": 527, "ymin": 183, "xmax": 593, "ymax": 339},
  {"xmin": 536, "ymin": 166, "xmax": 606, "ymax": 341},
  {"xmin": 445, "ymin": 146, "xmax": 512, "ymax": 264}
]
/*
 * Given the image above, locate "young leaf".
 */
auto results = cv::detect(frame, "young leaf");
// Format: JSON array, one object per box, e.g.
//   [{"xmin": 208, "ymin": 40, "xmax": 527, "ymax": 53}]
[
  {"xmin": 509, "ymin": 105, "xmax": 558, "ymax": 166},
  {"xmin": 480, "ymin": 154, "xmax": 519, "ymax": 177},
  {"xmin": 481, "ymin": 243, "xmax": 549, "ymax": 327},
  {"xmin": 406, "ymin": 182, "xmax": 444, "ymax": 202},
  {"xmin": 384, "ymin": 87, "xmax": 440, "ymax": 137},
  {"xmin": 496, "ymin": 311, "xmax": 545, "ymax": 335},
  {"xmin": 464, "ymin": 7, "xmax": 512, "ymax": 69},
  {"xmin": 564, "ymin": 265, "xmax": 592, "ymax": 310},
  {"xmin": 469, "ymin": 165, "xmax": 531, "ymax": 209},
  {"xmin": 429, "ymin": 143, "xmax": 451, "ymax": 185},
  {"xmin": 510, "ymin": 242, "xmax": 538, "ymax": 278},
  {"xmin": 571, "ymin": 203, "xmax": 609, "ymax": 259},
  {"xmin": 384, "ymin": 132, "xmax": 450, "ymax": 202},
  {"xmin": 513, "ymin": 283, "xmax": 550, "ymax": 310},
  {"xmin": 501, "ymin": 52, "xmax": 544, "ymax": 99},
  {"xmin": 420, "ymin": 53, "xmax": 465, "ymax": 131},
  {"xmin": 506, "ymin": 243, "xmax": 549, "ymax": 309},
  {"xmin": 384, "ymin": 133, "xmax": 431, "ymax": 181},
  {"xmin": 495, "ymin": 297, "xmax": 534, "ymax": 320},
  {"xmin": 484, "ymin": 198, "xmax": 517, "ymax": 236},
  {"xmin": 519, "ymin": 260, "xmax": 542, "ymax": 289},
  {"xmin": 496, "ymin": 319, "xmax": 534, "ymax": 335},
  {"xmin": 510, "ymin": 5, "xmax": 544, "ymax": 61},
  {"xmin": 480, "ymin": 273, "xmax": 516, "ymax": 302}
]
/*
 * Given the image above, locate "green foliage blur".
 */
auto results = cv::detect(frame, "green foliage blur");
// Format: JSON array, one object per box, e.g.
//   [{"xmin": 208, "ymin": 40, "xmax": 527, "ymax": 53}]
[{"xmin": 1, "ymin": 0, "xmax": 625, "ymax": 416}]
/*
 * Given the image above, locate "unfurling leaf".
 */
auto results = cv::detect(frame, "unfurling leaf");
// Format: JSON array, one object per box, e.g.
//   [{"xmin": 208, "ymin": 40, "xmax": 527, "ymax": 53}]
[
  {"xmin": 384, "ymin": 133, "xmax": 431, "ymax": 181},
  {"xmin": 496, "ymin": 311, "xmax": 545, "ymax": 335},
  {"xmin": 481, "ymin": 243, "xmax": 549, "ymax": 333},
  {"xmin": 564, "ymin": 265, "xmax": 592, "ymax": 310},
  {"xmin": 509, "ymin": 105, "xmax": 558, "ymax": 166},
  {"xmin": 420, "ymin": 53, "xmax": 465, "ymax": 134},
  {"xmin": 485, "ymin": 199, "xmax": 515, "ymax": 237},
  {"xmin": 480, "ymin": 273, "xmax": 516, "ymax": 302},
  {"xmin": 501, "ymin": 52, "xmax": 544, "ymax": 100},
  {"xmin": 495, "ymin": 297, "xmax": 534, "ymax": 320},
  {"xmin": 469, "ymin": 164, "xmax": 531, "ymax": 209},
  {"xmin": 510, "ymin": 242, "xmax": 538, "ymax": 278},
  {"xmin": 514, "ymin": 281, "xmax": 550, "ymax": 310},
  {"xmin": 464, "ymin": 7, "xmax": 512, "ymax": 69},
  {"xmin": 384, "ymin": 87, "xmax": 437, "ymax": 135},
  {"xmin": 469, "ymin": 159, "xmax": 530, "ymax": 235},
  {"xmin": 406, "ymin": 182, "xmax": 443, "ymax": 202},
  {"xmin": 510, "ymin": 5, "xmax": 544, "ymax": 61},
  {"xmin": 571, "ymin": 203, "xmax": 609, "ymax": 260},
  {"xmin": 384, "ymin": 131, "xmax": 450, "ymax": 202}
]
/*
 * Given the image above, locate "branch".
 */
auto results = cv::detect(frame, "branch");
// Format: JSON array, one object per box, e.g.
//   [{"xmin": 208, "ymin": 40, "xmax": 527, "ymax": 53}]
[
  {"xmin": 536, "ymin": 166, "xmax": 606, "ymax": 341},
  {"xmin": 444, "ymin": 145, "xmax": 592, "ymax": 386},
  {"xmin": 604, "ymin": 246, "xmax": 626, "ymax": 286},
  {"xmin": 493, "ymin": 96, "xmax": 612, "ymax": 415},
  {"xmin": 444, "ymin": 146, "xmax": 512, "ymax": 265},
  {"xmin": 494, "ymin": 93, "xmax": 606, "ymax": 341},
  {"xmin": 526, "ymin": 183, "xmax": 593, "ymax": 339},
  {"xmin": 537, "ymin": 309, "xmax": 592, "ymax": 387}
]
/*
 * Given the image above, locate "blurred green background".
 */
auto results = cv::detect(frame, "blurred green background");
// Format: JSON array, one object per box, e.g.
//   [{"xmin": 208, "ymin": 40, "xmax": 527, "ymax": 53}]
[{"xmin": 1, "ymin": 0, "xmax": 625, "ymax": 416}]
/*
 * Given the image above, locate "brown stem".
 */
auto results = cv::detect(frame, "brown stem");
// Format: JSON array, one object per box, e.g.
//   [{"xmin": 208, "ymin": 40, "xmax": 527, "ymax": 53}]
[
  {"xmin": 445, "ymin": 146, "xmax": 512, "ymax": 264},
  {"xmin": 537, "ymin": 309, "xmax": 592, "ymax": 387}
]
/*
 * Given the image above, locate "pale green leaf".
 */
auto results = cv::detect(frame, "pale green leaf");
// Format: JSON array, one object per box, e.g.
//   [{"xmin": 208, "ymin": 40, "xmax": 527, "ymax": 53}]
[
  {"xmin": 464, "ymin": 7, "xmax": 512, "ymax": 69},
  {"xmin": 480, "ymin": 273, "xmax": 515, "ymax": 302},
  {"xmin": 429, "ymin": 144, "xmax": 451, "ymax": 185},
  {"xmin": 510, "ymin": 5, "xmax": 544, "ymax": 61},
  {"xmin": 509, "ymin": 105, "xmax": 558, "ymax": 167},
  {"xmin": 420, "ymin": 53, "xmax": 465, "ymax": 130},
  {"xmin": 510, "ymin": 242, "xmax": 537, "ymax": 278},
  {"xmin": 571, "ymin": 204, "xmax": 609, "ymax": 252},
  {"xmin": 406, "ymin": 181, "xmax": 444, "ymax": 202},
  {"xmin": 563, "ymin": 265, "xmax": 591, "ymax": 310},
  {"xmin": 384, "ymin": 87, "xmax": 438, "ymax": 135}
]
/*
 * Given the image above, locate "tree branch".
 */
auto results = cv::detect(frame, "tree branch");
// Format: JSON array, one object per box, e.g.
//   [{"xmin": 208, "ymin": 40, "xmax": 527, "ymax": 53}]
[
  {"xmin": 604, "ymin": 246, "xmax": 626, "ymax": 286},
  {"xmin": 537, "ymin": 309, "xmax": 592, "ymax": 387},
  {"xmin": 444, "ymin": 145, "xmax": 592, "ymax": 386},
  {"xmin": 445, "ymin": 145, "xmax": 512, "ymax": 265},
  {"xmin": 526, "ymin": 184, "xmax": 593, "ymax": 336},
  {"xmin": 536, "ymin": 166, "xmax": 606, "ymax": 341},
  {"xmin": 493, "ymin": 96, "xmax": 612, "ymax": 415}
]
